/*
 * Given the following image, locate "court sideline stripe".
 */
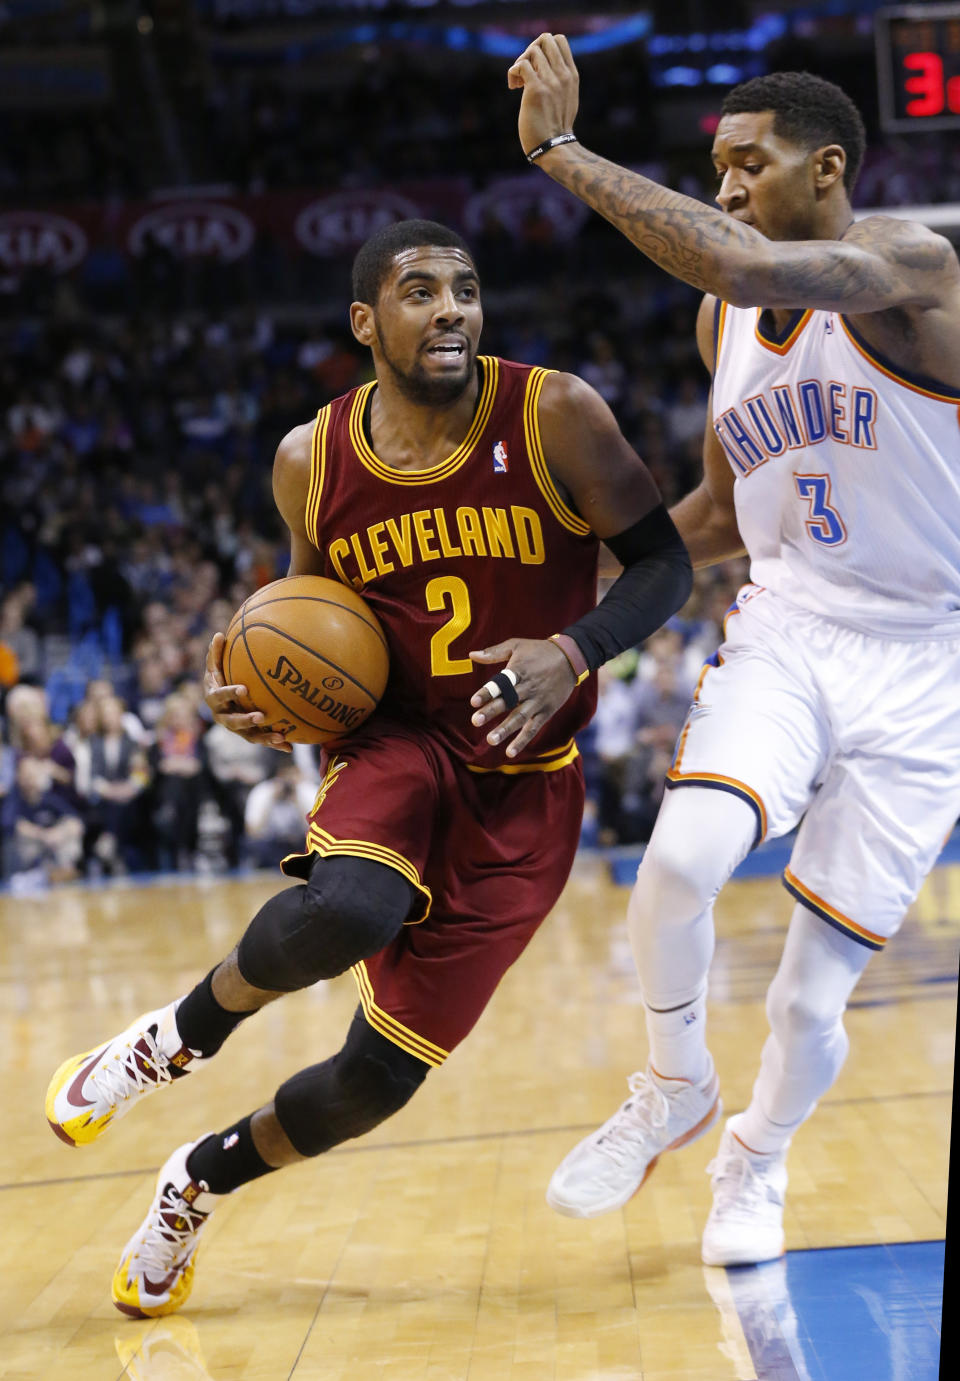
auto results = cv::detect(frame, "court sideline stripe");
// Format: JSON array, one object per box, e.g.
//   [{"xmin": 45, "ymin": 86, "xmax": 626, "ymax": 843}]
[{"xmin": 6, "ymin": 1088, "xmax": 951, "ymax": 1193}]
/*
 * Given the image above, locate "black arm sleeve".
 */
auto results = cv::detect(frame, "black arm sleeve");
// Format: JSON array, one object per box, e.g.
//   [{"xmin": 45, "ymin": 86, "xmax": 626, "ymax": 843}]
[{"xmin": 563, "ymin": 504, "xmax": 693, "ymax": 672}]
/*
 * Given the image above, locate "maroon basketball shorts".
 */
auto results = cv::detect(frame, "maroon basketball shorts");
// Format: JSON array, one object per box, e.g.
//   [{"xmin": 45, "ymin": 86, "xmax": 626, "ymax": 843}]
[{"xmin": 282, "ymin": 721, "xmax": 585, "ymax": 1067}]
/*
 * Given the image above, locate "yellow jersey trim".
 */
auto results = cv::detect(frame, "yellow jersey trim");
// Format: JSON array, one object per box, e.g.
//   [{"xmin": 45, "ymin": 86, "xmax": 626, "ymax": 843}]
[
  {"xmin": 305, "ymin": 406, "xmax": 330, "ymax": 547},
  {"xmin": 524, "ymin": 368, "xmax": 592, "ymax": 536},
  {"xmin": 348, "ymin": 357, "xmax": 499, "ymax": 485},
  {"xmin": 466, "ymin": 740, "xmax": 580, "ymax": 775},
  {"xmin": 303, "ymin": 825, "xmax": 432, "ymax": 923},
  {"xmin": 352, "ymin": 960, "xmax": 449, "ymax": 1066}
]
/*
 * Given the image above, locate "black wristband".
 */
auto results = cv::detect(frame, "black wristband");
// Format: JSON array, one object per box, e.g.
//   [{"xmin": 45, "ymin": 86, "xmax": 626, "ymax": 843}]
[
  {"xmin": 563, "ymin": 504, "xmax": 693, "ymax": 672},
  {"xmin": 526, "ymin": 133, "xmax": 578, "ymax": 163}
]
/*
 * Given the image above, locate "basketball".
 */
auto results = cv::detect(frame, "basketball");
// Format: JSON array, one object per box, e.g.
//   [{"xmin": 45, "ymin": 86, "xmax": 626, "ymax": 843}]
[{"xmin": 222, "ymin": 575, "xmax": 389, "ymax": 745}]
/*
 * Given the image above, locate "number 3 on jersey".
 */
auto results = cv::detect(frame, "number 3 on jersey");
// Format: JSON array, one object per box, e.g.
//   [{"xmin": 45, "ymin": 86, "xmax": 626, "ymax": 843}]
[
  {"xmin": 794, "ymin": 474, "xmax": 847, "ymax": 547},
  {"xmin": 426, "ymin": 575, "xmax": 473, "ymax": 675}
]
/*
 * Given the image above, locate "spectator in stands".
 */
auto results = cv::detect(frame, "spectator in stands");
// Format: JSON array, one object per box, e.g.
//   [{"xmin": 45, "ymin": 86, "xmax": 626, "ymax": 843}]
[
  {"xmin": 5, "ymin": 755, "xmax": 83, "ymax": 890},
  {"xmin": 150, "ymin": 693, "xmax": 205, "ymax": 872},
  {"xmin": 618, "ymin": 658, "xmax": 694, "ymax": 843},
  {"xmin": 0, "ymin": 587, "xmax": 41, "ymax": 683},
  {"xmin": 3, "ymin": 683, "xmax": 50, "ymax": 750},
  {"xmin": 53, "ymin": 697, "xmax": 97, "ymax": 813},
  {"xmin": 243, "ymin": 759, "xmax": 318, "ymax": 869},
  {"xmin": 81, "ymin": 694, "xmax": 150, "ymax": 875},
  {"xmin": 203, "ymin": 722, "xmax": 272, "ymax": 869},
  {"xmin": 84, "ymin": 678, "xmax": 148, "ymax": 745},
  {"xmin": 132, "ymin": 660, "xmax": 174, "ymax": 742}
]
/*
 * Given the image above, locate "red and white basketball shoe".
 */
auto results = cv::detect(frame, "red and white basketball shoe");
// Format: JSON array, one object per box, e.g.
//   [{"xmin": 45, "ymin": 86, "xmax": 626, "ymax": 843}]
[
  {"xmin": 113, "ymin": 1139, "xmax": 222, "ymax": 1318},
  {"xmin": 45, "ymin": 1001, "xmax": 203, "ymax": 1147}
]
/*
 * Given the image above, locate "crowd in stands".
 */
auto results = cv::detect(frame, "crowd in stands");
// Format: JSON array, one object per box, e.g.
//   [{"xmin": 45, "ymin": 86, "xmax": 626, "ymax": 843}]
[{"xmin": 0, "ymin": 671, "xmax": 324, "ymax": 891}]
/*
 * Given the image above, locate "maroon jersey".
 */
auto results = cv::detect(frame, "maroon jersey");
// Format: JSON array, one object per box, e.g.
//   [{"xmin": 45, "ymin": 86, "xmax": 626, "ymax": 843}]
[{"xmin": 304, "ymin": 356, "xmax": 600, "ymax": 769}]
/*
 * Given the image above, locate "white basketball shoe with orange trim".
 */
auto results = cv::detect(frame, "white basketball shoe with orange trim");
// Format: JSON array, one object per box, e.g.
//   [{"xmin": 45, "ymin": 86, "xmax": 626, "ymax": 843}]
[
  {"xmin": 546, "ymin": 1058, "xmax": 722, "ymax": 1217},
  {"xmin": 113, "ymin": 1140, "xmax": 222, "ymax": 1318},
  {"xmin": 45, "ymin": 1000, "xmax": 203, "ymax": 1147},
  {"xmin": 701, "ymin": 1125, "xmax": 788, "ymax": 1266}
]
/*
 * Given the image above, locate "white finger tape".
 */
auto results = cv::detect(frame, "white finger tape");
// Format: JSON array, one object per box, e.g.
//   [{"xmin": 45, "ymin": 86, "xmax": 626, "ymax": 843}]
[
  {"xmin": 482, "ymin": 678, "xmax": 501, "ymax": 699},
  {"xmin": 501, "ymin": 667, "xmax": 518, "ymax": 687}
]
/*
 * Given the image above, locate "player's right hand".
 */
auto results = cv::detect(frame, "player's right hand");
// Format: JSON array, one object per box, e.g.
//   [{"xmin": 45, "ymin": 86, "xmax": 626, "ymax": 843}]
[
  {"xmin": 203, "ymin": 633, "xmax": 293, "ymax": 752},
  {"xmin": 507, "ymin": 32, "xmax": 580, "ymax": 157}
]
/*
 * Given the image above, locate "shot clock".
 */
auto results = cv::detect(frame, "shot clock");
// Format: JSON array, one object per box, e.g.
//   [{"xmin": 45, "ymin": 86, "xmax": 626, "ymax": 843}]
[{"xmin": 876, "ymin": 4, "xmax": 960, "ymax": 131}]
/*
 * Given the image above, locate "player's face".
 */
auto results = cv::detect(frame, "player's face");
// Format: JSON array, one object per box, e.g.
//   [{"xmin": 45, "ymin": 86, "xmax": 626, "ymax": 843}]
[
  {"xmin": 711, "ymin": 112, "xmax": 820, "ymax": 241},
  {"xmin": 371, "ymin": 247, "xmax": 482, "ymax": 406}
]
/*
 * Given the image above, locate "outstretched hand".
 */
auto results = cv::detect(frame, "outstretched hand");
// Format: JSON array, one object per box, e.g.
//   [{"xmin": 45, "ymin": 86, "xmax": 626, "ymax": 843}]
[
  {"xmin": 507, "ymin": 32, "xmax": 580, "ymax": 157},
  {"xmin": 203, "ymin": 633, "xmax": 293, "ymax": 753},
  {"xmin": 469, "ymin": 636, "xmax": 577, "ymax": 758}
]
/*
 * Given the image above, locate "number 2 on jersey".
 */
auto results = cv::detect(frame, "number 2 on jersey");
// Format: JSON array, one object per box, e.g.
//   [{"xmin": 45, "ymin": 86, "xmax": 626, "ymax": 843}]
[
  {"xmin": 426, "ymin": 575, "xmax": 473, "ymax": 675},
  {"xmin": 794, "ymin": 474, "xmax": 847, "ymax": 547}
]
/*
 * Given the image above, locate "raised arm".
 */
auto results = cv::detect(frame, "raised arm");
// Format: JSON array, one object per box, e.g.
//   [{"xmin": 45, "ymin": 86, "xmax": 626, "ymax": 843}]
[{"xmin": 507, "ymin": 34, "xmax": 960, "ymax": 314}]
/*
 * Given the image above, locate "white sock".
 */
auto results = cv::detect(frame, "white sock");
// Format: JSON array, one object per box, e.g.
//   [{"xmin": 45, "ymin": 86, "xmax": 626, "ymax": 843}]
[
  {"xmin": 644, "ymin": 985, "xmax": 711, "ymax": 1085},
  {"xmin": 726, "ymin": 1107, "xmax": 795, "ymax": 1157}
]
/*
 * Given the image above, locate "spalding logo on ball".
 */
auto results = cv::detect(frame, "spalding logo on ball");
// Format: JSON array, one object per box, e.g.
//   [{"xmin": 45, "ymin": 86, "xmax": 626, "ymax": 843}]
[{"xmin": 223, "ymin": 575, "xmax": 389, "ymax": 745}]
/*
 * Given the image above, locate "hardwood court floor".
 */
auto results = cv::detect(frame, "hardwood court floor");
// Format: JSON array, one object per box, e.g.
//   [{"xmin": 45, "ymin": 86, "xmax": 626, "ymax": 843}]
[{"xmin": 0, "ymin": 854, "xmax": 954, "ymax": 1380}]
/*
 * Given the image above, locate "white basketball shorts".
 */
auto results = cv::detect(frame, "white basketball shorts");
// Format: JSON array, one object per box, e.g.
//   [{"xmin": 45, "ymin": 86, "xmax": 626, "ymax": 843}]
[{"xmin": 667, "ymin": 584, "xmax": 960, "ymax": 950}]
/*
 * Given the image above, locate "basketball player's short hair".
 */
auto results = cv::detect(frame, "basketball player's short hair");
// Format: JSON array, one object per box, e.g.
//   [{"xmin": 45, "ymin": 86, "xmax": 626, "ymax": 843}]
[
  {"xmin": 721, "ymin": 71, "xmax": 866, "ymax": 193},
  {"xmin": 351, "ymin": 220, "xmax": 475, "ymax": 305}
]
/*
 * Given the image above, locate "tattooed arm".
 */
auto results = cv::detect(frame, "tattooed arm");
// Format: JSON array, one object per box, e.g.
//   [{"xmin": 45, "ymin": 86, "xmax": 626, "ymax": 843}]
[{"xmin": 507, "ymin": 34, "xmax": 960, "ymax": 313}]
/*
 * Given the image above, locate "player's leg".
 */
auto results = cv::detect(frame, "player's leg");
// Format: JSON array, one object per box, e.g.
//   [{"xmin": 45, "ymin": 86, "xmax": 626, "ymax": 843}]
[
  {"xmin": 112, "ymin": 1008, "xmax": 428, "ymax": 1318},
  {"xmin": 702, "ymin": 627, "xmax": 960, "ymax": 1264},
  {"xmin": 547, "ymin": 785, "xmax": 756, "ymax": 1217},
  {"xmin": 547, "ymin": 589, "xmax": 832, "ymax": 1217},
  {"xmin": 45, "ymin": 854, "xmax": 417, "ymax": 1146},
  {"xmin": 702, "ymin": 904, "xmax": 870, "ymax": 1265}
]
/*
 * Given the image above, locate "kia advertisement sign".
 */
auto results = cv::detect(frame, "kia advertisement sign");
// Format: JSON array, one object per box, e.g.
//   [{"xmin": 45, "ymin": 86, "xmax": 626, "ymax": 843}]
[
  {"xmin": 0, "ymin": 211, "xmax": 88, "ymax": 273},
  {"xmin": 294, "ymin": 189, "xmax": 422, "ymax": 256},
  {"xmin": 128, "ymin": 202, "xmax": 256, "ymax": 261},
  {"xmin": 464, "ymin": 174, "xmax": 591, "ymax": 242},
  {"xmin": 5, "ymin": 175, "xmax": 589, "ymax": 280}
]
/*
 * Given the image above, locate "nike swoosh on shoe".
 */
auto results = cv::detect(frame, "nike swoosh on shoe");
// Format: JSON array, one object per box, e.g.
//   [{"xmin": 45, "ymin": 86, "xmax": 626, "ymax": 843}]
[{"xmin": 65, "ymin": 1045, "xmax": 110, "ymax": 1108}]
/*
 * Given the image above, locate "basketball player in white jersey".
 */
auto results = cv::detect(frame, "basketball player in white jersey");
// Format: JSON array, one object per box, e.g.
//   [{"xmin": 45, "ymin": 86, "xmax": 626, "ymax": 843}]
[{"xmin": 506, "ymin": 35, "xmax": 960, "ymax": 1264}]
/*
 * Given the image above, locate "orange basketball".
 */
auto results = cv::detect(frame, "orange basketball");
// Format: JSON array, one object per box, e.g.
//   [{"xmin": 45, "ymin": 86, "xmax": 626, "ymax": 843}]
[{"xmin": 223, "ymin": 575, "xmax": 389, "ymax": 745}]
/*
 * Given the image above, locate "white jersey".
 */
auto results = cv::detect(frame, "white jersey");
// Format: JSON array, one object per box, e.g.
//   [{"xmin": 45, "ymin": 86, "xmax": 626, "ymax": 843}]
[{"xmin": 712, "ymin": 301, "xmax": 960, "ymax": 638}]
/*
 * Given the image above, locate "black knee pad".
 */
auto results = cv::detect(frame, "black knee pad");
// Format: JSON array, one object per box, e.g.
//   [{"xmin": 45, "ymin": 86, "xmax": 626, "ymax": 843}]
[
  {"xmin": 236, "ymin": 854, "xmax": 415, "ymax": 991},
  {"xmin": 274, "ymin": 1008, "xmax": 429, "ymax": 1156}
]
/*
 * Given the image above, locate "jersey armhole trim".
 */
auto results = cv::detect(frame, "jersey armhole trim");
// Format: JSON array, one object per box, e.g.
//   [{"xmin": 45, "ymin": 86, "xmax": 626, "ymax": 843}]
[
  {"xmin": 524, "ymin": 368, "xmax": 593, "ymax": 537},
  {"xmin": 306, "ymin": 405, "xmax": 330, "ymax": 548},
  {"xmin": 714, "ymin": 299, "xmax": 727, "ymax": 369},
  {"xmin": 838, "ymin": 315, "xmax": 960, "ymax": 403}
]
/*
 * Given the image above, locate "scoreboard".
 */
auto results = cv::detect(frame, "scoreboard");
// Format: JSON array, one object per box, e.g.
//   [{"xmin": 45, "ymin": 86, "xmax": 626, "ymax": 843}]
[{"xmin": 876, "ymin": 3, "xmax": 960, "ymax": 130}]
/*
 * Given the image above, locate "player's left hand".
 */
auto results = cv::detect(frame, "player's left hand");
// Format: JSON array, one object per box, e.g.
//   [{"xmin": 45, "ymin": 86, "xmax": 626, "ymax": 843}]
[
  {"xmin": 507, "ymin": 32, "xmax": 580, "ymax": 157},
  {"xmin": 469, "ymin": 636, "xmax": 578, "ymax": 758}
]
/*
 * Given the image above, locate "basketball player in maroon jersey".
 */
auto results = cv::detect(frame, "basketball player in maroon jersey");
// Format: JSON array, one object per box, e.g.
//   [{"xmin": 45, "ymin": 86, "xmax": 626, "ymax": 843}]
[{"xmin": 45, "ymin": 220, "xmax": 692, "ymax": 1318}]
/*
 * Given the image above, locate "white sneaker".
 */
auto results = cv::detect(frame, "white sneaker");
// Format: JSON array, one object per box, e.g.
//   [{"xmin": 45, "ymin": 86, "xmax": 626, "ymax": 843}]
[
  {"xmin": 113, "ymin": 1139, "xmax": 222, "ymax": 1318},
  {"xmin": 546, "ymin": 1060, "xmax": 722, "ymax": 1218},
  {"xmin": 701, "ymin": 1126, "xmax": 788, "ymax": 1266},
  {"xmin": 45, "ymin": 1000, "xmax": 204, "ymax": 1147}
]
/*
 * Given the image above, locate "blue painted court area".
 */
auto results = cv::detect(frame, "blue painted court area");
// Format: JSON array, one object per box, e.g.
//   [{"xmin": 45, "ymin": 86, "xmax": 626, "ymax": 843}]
[{"xmin": 727, "ymin": 1240, "xmax": 944, "ymax": 1381}]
